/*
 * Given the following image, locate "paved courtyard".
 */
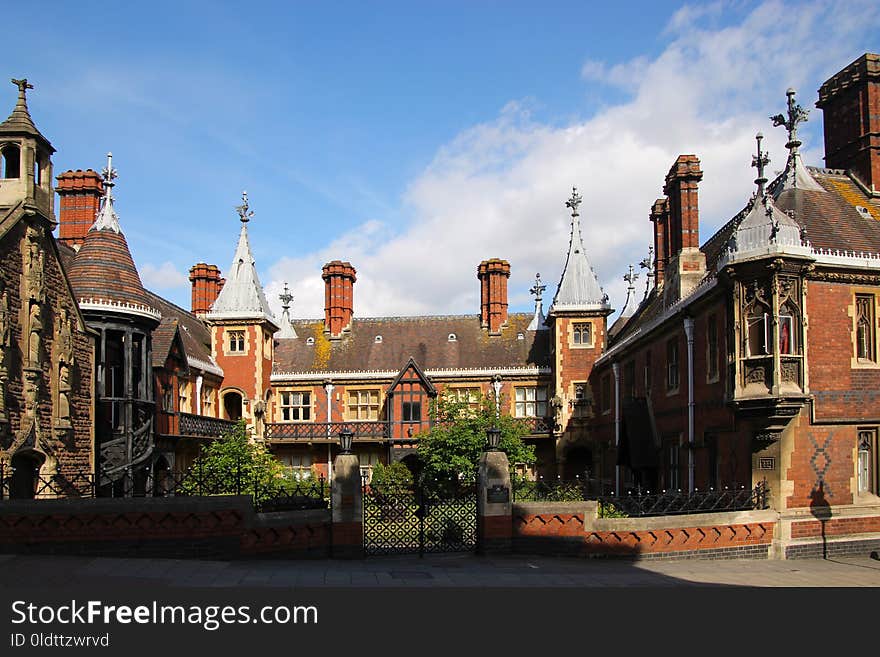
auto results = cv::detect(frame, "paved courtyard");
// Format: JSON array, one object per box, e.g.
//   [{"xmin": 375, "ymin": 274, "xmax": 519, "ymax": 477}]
[{"xmin": 2, "ymin": 552, "xmax": 878, "ymax": 588}]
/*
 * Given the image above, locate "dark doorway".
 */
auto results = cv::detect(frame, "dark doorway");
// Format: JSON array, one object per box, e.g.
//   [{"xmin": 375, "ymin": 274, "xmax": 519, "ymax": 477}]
[
  {"xmin": 9, "ymin": 451, "xmax": 44, "ymax": 499},
  {"xmin": 224, "ymin": 391, "xmax": 243, "ymax": 421},
  {"xmin": 563, "ymin": 446, "xmax": 593, "ymax": 480}
]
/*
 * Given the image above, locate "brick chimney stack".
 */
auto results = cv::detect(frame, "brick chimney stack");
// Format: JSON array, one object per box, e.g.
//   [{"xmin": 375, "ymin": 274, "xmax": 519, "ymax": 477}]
[
  {"xmin": 477, "ymin": 258, "xmax": 511, "ymax": 335},
  {"xmin": 660, "ymin": 155, "xmax": 705, "ymax": 305},
  {"xmin": 663, "ymin": 155, "xmax": 703, "ymax": 253},
  {"xmin": 650, "ymin": 198, "xmax": 669, "ymax": 287},
  {"xmin": 816, "ymin": 52, "xmax": 880, "ymax": 194},
  {"xmin": 55, "ymin": 169, "xmax": 103, "ymax": 248},
  {"xmin": 322, "ymin": 260, "xmax": 356, "ymax": 338},
  {"xmin": 189, "ymin": 263, "xmax": 225, "ymax": 316}
]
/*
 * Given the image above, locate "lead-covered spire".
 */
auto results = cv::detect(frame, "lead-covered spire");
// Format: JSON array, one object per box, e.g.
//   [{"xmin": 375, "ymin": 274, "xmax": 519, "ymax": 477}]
[
  {"xmin": 91, "ymin": 152, "xmax": 121, "ymax": 232},
  {"xmin": 618, "ymin": 264, "xmax": 639, "ymax": 319},
  {"xmin": 549, "ymin": 187, "xmax": 610, "ymax": 314},
  {"xmin": 276, "ymin": 282, "xmax": 298, "ymax": 338},
  {"xmin": 526, "ymin": 273, "xmax": 549, "ymax": 331},
  {"xmin": 207, "ymin": 191, "xmax": 278, "ymax": 327}
]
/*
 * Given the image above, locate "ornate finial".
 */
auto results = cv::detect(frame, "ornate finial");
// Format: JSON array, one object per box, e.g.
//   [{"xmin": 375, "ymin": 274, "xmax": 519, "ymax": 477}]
[
  {"xmin": 236, "ymin": 191, "xmax": 254, "ymax": 223},
  {"xmin": 751, "ymin": 132, "xmax": 770, "ymax": 196},
  {"xmin": 101, "ymin": 152, "xmax": 117, "ymax": 190},
  {"xmin": 529, "ymin": 273, "xmax": 546, "ymax": 301},
  {"xmin": 279, "ymin": 282, "xmax": 293, "ymax": 310},
  {"xmin": 565, "ymin": 187, "xmax": 582, "ymax": 217},
  {"xmin": 770, "ymin": 88, "xmax": 809, "ymax": 154},
  {"xmin": 639, "ymin": 246, "xmax": 655, "ymax": 299},
  {"xmin": 624, "ymin": 264, "xmax": 638, "ymax": 288}
]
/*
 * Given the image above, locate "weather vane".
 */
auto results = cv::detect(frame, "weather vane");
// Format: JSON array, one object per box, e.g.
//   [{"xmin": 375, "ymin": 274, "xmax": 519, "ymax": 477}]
[
  {"xmin": 101, "ymin": 152, "xmax": 118, "ymax": 189},
  {"xmin": 236, "ymin": 191, "xmax": 254, "ymax": 223},
  {"xmin": 751, "ymin": 132, "xmax": 770, "ymax": 196},
  {"xmin": 639, "ymin": 246, "xmax": 655, "ymax": 298},
  {"xmin": 565, "ymin": 187, "xmax": 582, "ymax": 217}
]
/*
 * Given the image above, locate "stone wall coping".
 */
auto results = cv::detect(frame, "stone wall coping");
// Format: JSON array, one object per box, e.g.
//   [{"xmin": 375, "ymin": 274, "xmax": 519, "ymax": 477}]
[
  {"xmin": 781, "ymin": 501, "xmax": 880, "ymax": 522},
  {"xmin": 590, "ymin": 509, "xmax": 779, "ymax": 532},
  {"xmin": 512, "ymin": 501, "xmax": 597, "ymax": 516}
]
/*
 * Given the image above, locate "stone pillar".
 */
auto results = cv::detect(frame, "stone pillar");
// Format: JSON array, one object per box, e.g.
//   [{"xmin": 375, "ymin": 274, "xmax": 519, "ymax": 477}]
[
  {"xmin": 477, "ymin": 449, "xmax": 512, "ymax": 554},
  {"xmin": 331, "ymin": 452, "xmax": 363, "ymax": 558}
]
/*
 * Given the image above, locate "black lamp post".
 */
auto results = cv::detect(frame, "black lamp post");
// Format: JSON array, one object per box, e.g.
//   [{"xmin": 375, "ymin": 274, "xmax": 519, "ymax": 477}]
[
  {"xmin": 338, "ymin": 428, "xmax": 354, "ymax": 455},
  {"xmin": 486, "ymin": 426, "xmax": 501, "ymax": 451}
]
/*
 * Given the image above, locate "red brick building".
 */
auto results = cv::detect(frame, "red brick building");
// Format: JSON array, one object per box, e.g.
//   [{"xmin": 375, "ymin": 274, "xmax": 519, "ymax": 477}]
[
  {"xmin": 590, "ymin": 54, "xmax": 880, "ymax": 534},
  {"xmin": 2, "ymin": 51, "xmax": 878, "ymax": 552}
]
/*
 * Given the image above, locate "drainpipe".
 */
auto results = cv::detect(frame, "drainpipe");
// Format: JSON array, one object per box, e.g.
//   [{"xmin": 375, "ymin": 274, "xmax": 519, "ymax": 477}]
[
  {"xmin": 683, "ymin": 317, "xmax": 695, "ymax": 493},
  {"xmin": 324, "ymin": 380, "xmax": 334, "ymax": 480},
  {"xmin": 612, "ymin": 362, "xmax": 620, "ymax": 493},
  {"xmin": 195, "ymin": 375, "xmax": 203, "ymax": 415}
]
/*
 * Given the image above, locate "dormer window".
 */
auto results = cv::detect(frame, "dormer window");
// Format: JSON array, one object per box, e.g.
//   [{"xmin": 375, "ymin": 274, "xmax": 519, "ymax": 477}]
[
  {"xmin": 448, "ymin": 333, "xmax": 457, "ymax": 342},
  {"xmin": 856, "ymin": 206, "xmax": 874, "ymax": 220},
  {"xmin": 375, "ymin": 335, "xmax": 383, "ymax": 343},
  {"xmin": 306, "ymin": 337, "xmax": 315, "ymax": 346},
  {"xmin": 517, "ymin": 332, "xmax": 524, "ymax": 340}
]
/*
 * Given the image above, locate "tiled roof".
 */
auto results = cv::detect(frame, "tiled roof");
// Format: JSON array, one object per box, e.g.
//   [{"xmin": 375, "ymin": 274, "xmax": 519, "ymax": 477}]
[
  {"xmin": 144, "ymin": 290, "xmax": 217, "ymax": 374},
  {"xmin": 273, "ymin": 313, "xmax": 550, "ymax": 375},
  {"xmin": 67, "ymin": 228, "xmax": 155, "ymax": 312}
]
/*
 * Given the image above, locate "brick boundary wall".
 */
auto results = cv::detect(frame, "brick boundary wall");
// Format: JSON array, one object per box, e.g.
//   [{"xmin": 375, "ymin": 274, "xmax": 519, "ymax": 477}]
[
  {"xmin": 0, "ymin": 496, "xmax": 331, "ymax": 559},
  {"xmin": 512, "ymin": 503, "xmax": 777, "ymax": 560}
]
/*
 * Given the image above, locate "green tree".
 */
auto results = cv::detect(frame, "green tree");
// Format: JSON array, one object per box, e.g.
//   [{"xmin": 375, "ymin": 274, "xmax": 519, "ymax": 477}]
[
  {"xmin": 182, "ymin": 419, "xmax": 287, "ymax": 499},
  {"xmin": 416, "ymin": 392, "xmax": 535, "ymax": 480}
]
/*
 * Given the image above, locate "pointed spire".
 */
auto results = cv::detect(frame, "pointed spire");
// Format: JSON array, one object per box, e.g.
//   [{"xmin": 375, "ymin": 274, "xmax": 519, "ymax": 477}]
[
  {"xmin": 639, "ymin": 245, "xmax": 655, "ymax": 300},
  {"xmin": 207, "ymin": 192, "xmax": 277, "ymax": 327},
  {"xmin": 276, "ymin": 282, "xmax": 298, "ymax": 338},
  {"xmin": 0, "ymin": 78, "xmax": 53, "ymax": 150},
  {"xmin": 550, "ymin": 187, "xmax": 610, "ymax": 314},
  {"xmin": 91, "ymin": 152, "xmax": 121, "ymax": 233},
  {"xmin": 527, "ymin": 273, "xmax": 548, "ymax": 331},
  {"xmin": 770, "ymin": 88, "xmax": 825, "ymax": 194},
  {"xmin": 619, "ymin": 264, "xmax": 639, "ymax": 319}
]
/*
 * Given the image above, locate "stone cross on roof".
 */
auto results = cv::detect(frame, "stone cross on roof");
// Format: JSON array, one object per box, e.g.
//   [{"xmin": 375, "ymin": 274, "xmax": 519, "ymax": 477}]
[
  {"xmin": 529, "ymin": 273, "xmax": 546, "ymax": 301},
  {"xmin": 11, "ymin": 78, "xmax": 33, "ymax": 98},
  {"xmin": 236, "ymin": 191, "xmax": 254, "ymax": 223},
  {"xmin": 751, "ymin": 132, "xmax": 770, "ymax": 196},
  {"xmin": 771, "ymin": 88, "xmax": 809, "ymax": 154}
]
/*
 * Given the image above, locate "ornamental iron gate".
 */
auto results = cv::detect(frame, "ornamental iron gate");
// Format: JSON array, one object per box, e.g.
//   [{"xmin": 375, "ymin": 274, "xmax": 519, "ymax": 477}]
[{"xmin": 363, "ymin": 475, "xmax": 478, "ymax": 556}]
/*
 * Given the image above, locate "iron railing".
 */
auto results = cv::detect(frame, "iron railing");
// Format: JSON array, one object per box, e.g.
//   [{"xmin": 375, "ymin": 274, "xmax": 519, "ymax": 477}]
[
  {"xmin": 0, "ymin": 463, "xmax": 328, "ymax": 512},
  {"xmin": 178, "ymin": 412, "xmax": 238, "ymax": 438},
  {"xmin": 265, "ymin": 421, "xmax": 388, "ymax": 441},
  {"xmin": 516, "ymin": 417, "xmax": 555, "ymax": 434},
  {"xmin": 512, "ymin": 475, "xmax": 770, "ymax": 517}
]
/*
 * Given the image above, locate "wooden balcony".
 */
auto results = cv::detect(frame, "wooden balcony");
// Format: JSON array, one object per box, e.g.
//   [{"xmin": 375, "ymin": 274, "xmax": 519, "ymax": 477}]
[{"xmin": 265, "ymin": 421, "xmax": 389, "ymax": 443}]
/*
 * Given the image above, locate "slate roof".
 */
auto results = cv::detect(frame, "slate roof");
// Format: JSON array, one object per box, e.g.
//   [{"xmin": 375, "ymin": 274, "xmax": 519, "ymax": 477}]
[
  {"xmin": 144, "ymin": 290, "xmax": 219, "ymax": 374},
  {"xmin": 273, "ymin": 313, "xmax": 551, "ymax": 375}
]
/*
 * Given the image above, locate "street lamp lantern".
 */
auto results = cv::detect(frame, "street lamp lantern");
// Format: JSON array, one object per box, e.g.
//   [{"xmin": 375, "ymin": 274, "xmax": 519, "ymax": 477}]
[
  {"xmin": 486, "ymin": 426, "xmax": 502, "ymax": 451},
  {"xmin": 338, "ymin": 428, "xmax": 354, "ymax": 454}
]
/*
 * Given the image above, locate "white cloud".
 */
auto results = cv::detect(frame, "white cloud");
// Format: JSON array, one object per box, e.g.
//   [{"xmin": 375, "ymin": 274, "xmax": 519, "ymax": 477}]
[
  {"xmin": 267, "ymin": 0, "xmax": 880, "ymax": 323},
  {"xmin": 140, "ymin": 261, "xmax": 189, "ymax": 291}
]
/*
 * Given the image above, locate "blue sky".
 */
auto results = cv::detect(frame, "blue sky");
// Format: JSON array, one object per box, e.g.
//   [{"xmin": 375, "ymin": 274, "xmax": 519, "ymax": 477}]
[{"xmin": 5, "ymin": 1, "xmax": 879, "ymax": 320}]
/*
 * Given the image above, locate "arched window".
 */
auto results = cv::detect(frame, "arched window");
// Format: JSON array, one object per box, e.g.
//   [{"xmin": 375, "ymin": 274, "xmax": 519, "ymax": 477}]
[
  {"xmin": 1, "ymin": 144, "xmax": 20, "ymax": 179},
  {"xmin": 778, "ymin": 301, "xmax": 798, "ymax": 355},
  {"xmin": 856, "ymin": 295, "xmax": 875, "ymax": 362}
]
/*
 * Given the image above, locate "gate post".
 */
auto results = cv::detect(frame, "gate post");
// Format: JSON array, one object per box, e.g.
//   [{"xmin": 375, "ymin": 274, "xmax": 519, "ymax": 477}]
[
  {"xmin": 477, "ymin": 448, "xmax": 512, "ymax": 554},
  {"xmin": 331, "ymin": 453, "xmax": 363, "ymax": 559}
]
